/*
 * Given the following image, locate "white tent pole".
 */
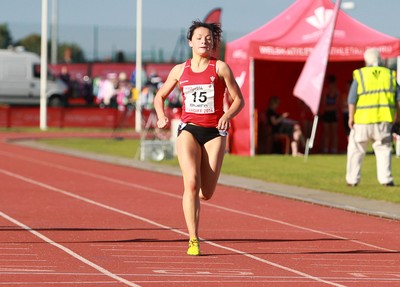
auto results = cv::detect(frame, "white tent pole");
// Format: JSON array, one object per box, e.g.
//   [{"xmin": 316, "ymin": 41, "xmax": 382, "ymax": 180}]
[
  {"xmin": 40, "ymin": 0, "xmax": 48, "ymax": 130},
  {"xmin": 135, "ymin": 0, "xmax": 143, "ymax": 132}
]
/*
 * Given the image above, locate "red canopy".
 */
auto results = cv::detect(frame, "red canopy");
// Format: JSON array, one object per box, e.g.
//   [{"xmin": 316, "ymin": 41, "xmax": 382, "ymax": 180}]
[
  {"xmin": 226, "ymin": 0, "xmax": 400, "ymax": 155},
  {"xmin": 228, "ymin": 0, "xmax": 399, "ymax": 62}
]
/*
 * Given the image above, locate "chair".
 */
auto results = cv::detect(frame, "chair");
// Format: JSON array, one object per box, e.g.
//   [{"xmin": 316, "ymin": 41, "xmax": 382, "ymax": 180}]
[
  {"xmin": 256, "ymin": 109, "xmax": 290, "ymax": 155},
  {"xmin": 266, "ymin": 125, "xmax": 290, "ymax": 155}
]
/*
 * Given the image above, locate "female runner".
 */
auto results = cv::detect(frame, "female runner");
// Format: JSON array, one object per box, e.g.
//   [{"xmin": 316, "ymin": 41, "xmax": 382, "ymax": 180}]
[{"xmin": 153, "ymin": 20, "xmax": 244, "ymax": 255}]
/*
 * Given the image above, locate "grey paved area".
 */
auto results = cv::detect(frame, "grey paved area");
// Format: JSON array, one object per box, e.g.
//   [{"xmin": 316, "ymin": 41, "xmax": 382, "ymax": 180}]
[{"xmin": 16, "ymin": 140, "xmax": 400, "ymax": 221}]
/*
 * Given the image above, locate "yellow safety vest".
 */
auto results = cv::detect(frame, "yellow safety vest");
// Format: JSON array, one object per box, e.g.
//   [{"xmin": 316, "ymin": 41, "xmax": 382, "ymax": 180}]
[{"xmin": 353, "ymin": 66, "xmax": 397, "ymax": 124}]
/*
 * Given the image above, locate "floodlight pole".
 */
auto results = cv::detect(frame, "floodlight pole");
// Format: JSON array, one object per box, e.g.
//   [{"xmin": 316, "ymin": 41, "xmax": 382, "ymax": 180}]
[
  {"xmin": 51, "ymin": 0, "xmax": 58, "ymax": 64},
  {"xmin": 341, "ymin": 1, "xmax": 355, "ymax": 10},
  {"xmin": 40, "ymin": 0, "xmax": 48, "ymax": 130},
  {"xmin": 135, "ymin": 0, "xmax": 143, "ymax": 132}
]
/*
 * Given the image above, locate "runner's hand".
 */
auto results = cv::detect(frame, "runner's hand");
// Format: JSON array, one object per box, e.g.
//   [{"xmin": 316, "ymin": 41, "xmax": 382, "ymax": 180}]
[
  {"xmin": 217, "ymin": 116, "xmax": 230, "ymax": 131},
  {"xmin": 157, "ymin": 117, "xmax": 169, "ymax": 129}
]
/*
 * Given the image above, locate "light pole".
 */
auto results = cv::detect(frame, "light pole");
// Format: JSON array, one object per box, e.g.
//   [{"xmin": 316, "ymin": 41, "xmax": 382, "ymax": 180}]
[
  {"xmin": 51, "ymin": 0, "xmax": 58, "ymax": 64},
  {"xmin": 341, "ymin": 1, "xmax": 355, "ymax": 10},
  {"xmin": 40, "ymin": 0, "xmax": 48, "ymax": 130},
  {"xmin": 135, "ymin": 0, "xmax": 143, "ymax": 132}
]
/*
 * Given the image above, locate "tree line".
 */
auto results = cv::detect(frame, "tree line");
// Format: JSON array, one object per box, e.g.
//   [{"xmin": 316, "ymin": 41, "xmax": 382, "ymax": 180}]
[{"xmin": 0, "ymin": 23, "xmax": 85, "ymax": 62}]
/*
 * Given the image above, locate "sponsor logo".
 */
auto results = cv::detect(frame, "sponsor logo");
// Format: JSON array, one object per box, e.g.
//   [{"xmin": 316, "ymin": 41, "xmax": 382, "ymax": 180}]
[
  {"xmin": 302, "ymin": 6, "xmax": 345, "ymax": 41},
  {"xmin": 232, "ymin": 49, "xmax": 247, "ymax": 60},
  {"xmin": 180, "ymin": 80, "xmax": 189, "ymax": 85},
  {"xmin": 306, "ymin": 7, "xmax": 333, "ymax": 30},
  {"xmin": 259, "ymin": 46, "xmax": 312, "ymax": 56},
  {"xmin": 235, "ymin": 71, "xmax": 246, "ymax": 88}
]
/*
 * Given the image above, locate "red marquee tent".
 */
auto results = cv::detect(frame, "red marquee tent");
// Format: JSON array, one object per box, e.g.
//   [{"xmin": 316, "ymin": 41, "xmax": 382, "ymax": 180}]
[{"xmin": 226, "ymin": 0, "xmax": 400, "ymax": 156}]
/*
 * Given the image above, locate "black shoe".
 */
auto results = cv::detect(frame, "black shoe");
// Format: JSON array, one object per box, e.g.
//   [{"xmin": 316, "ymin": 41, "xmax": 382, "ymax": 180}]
[
  {"xmin": 382, "ymin": 181, "xmax": 395, "ymax": 187},
  {"xmin": 347, "ymin": 183, "xmax": 358, "ymax": 187}
]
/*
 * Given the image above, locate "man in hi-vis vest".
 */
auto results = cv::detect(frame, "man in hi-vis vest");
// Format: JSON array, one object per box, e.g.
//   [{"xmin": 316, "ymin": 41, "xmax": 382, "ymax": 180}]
[{"xmin": 346, "ymin": 48, "xmax": 400, "ymax": 187}]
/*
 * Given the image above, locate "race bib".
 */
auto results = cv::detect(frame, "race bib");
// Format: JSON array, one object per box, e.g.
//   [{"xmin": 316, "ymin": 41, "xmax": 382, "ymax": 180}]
[{"xmin": 183, "ymin": 84, "xmax": 215, "ymax": 114}]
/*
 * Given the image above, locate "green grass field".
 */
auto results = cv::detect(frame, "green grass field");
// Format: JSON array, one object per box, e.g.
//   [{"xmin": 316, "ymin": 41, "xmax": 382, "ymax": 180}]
[{"xmin": 34, "ymin": 135, "xmax": 400, "ymax": 204}]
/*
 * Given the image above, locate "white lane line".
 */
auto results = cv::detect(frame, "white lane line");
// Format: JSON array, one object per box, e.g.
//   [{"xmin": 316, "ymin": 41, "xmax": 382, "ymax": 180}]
[
  {"xmin": 124, "ymin": 261, "xmax": 234, "ymax": 265},
  {"xmin": 0, "ymin": 248, "xmax": 29, "ymax": 250},
  {"xmin": 0, "ymin": 168, "xmax": 346, "ymax": 287},
  {"xmin": 0, "ymin": 254, "xmax": 36, "ymax": 256},
  {"xmin": 0, "ymin": 265, "xmax": 55, "ymax": 268},
  {"xmin": 0, "ymin": 282, "xmax": 116, "ymax": 285},
  {"xmin": 0, "ymin": 267, "xmax": 54, "ymax": 272},
  {"xmin": 201, "ymin": 202, "xmax": 397, "ymax": 253},
  {"xmin": 0, "ymin": 151, "xmax": 395, "ymax": 253},
  {"xmin": 0, "ymin": 210, "xmax": 140, "ymax": 287},
  {"xmin": 0, "ymin": 260, "xmax": 47, "ymax": 262}
]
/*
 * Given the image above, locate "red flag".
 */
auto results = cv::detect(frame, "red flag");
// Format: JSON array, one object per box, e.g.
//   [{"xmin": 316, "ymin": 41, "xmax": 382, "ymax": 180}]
[
  {"xmin": 293, "ymin": 0, "xmax": 341, "ymax": 115},
  {"xmin": 204, "ymin": 8, "xmax": 222, "ymax": 59}
]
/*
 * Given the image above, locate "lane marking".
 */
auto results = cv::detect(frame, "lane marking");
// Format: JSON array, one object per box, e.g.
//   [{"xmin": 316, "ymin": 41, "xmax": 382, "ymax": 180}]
[
  {"xmin": 0, "ymin": 267, "xmax": 54, "ymax": 272},
  {"xmin": 0, "ymin": 151, "xmax": 395, "ymax": 253},
  {"xmin": 0, "ymin": 260, "xmax": 47, "ymax": 262},
  {"xmin": 0, "ymin": 248, "xmax": 29, "ymax": 250},
  {"xmin": 0, "ymin": 282, "xmax": 117, "ymax": 285},
  {"xmin": 202, "ymin": 203, "xmax": 397, "ymax": 253},
  {"xmin": 124, "ymin": 261, "xmax": 234, "ymax": 265},
  {"xmin": 0, "ymin": 210, "xmax": 140, "ymax": 287},
  {"xmin": 0, "ymin": 254, "xmax": 36, "ymax": 256},
  {"xmin": 1, "ymin": 168, "xmax": 347, "ymax": 287}
]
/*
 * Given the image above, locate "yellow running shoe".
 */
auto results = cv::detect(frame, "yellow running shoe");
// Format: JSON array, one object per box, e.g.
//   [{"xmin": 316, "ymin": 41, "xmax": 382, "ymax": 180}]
[{"xmin": 187, "ymin": 238, "xmax": 201, "ymax": 256}]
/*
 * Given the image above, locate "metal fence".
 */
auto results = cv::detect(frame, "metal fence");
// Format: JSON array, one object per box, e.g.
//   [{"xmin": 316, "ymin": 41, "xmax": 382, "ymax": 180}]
[{"xmin": 7, "ymin": 22, "xmax": 241, "ymax": 63}]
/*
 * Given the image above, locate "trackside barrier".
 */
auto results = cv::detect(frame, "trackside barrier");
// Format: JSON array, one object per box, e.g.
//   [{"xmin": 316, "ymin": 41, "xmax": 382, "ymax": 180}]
[
  {"xmin": 0, "ymin": 105, "xmax": 11, "ymax": 128},
  {"xmin": 0, "ymin": 106, "xmax": 136, "ymax": 128},
  {"xmin": 0, "ymin": 106, "xmax": 180, "ymax": 129}
]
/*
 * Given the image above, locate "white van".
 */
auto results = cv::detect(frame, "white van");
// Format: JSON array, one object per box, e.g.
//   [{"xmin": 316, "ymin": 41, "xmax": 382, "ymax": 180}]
[{"xmin": 0, "ymin": 48, "xmax": 68, "ymax": 106}]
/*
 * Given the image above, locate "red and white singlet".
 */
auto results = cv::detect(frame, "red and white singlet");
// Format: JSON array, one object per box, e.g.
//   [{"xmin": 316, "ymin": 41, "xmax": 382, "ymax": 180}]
[{"xmin": 179, "ymin": 58, "xmax": 226, "ymax": 128}]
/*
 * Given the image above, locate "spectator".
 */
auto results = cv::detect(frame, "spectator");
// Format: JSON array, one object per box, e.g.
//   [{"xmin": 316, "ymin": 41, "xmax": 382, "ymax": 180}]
[
  {"xmin": 342, "ymin": 80, "xmax": 352, "ymax": 139},
  {"xmin": 266, "ymin": 96, "xmax": 304, "ymax": 156},
  {"xmin": 392, "ymin": 122, "xmax": 400, "ymax": 158},
  {"xmin": 59, "ymin": 66, "xmax": 71, "ymax": 86},
  {"xmin": 59, "ymin": 66, "xmax": 72, "ymax": 99},
  {"xmin": 96, "ymin": 73, "xmax": 116, "ymax": 108},
  {"xmin": 116, "ymin": 72, "xmax": 132, "ymax": 111},
  {"xmin": 320, "ymin": 75, "xmax": 341, "ymax": 153}
]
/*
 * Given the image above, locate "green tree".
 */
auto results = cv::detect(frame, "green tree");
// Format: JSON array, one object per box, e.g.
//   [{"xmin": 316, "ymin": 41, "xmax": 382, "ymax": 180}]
[
  {"xmin": 0, "ymin": 23, "xmax": 13, "ymax": 48},
  {"xmin": 57, "ymin": 43, "xmax": 86, "ymax": 63},
  {"xmin": 15, "ymin": 33, "xmax": 41, "ymax": 55},
  {"xmin": 14, "ymin": 34, "xmax": 86, "ymax": 63}
]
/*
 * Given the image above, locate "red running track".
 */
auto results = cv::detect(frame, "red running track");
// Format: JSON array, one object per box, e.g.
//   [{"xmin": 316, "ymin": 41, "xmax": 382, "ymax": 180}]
[{"xmin": 0, "ymin": 132, "xmax": 399, "ymax": 287}]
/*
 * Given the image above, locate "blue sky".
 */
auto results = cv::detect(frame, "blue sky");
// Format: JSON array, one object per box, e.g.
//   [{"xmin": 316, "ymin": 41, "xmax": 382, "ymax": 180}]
[{"xmin": 1, "ymin": 0, "xmax": 398, "ymax": 60}]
